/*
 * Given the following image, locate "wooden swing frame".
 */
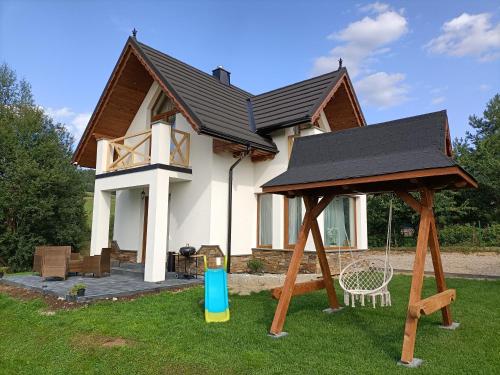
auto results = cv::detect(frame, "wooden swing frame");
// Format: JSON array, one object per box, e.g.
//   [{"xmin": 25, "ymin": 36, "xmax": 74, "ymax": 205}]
[{"xmin": 262, "ymin": 167, "xmax": 477, "ymax": 364}]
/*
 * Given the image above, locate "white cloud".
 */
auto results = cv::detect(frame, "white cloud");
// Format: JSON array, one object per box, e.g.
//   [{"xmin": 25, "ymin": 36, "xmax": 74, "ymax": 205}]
[
  {"xmin": 359, "ymin": 2, "xmax": 390, "ymax": 14},
  {"xmin": 312, "ymin": 5, "xmax": 408, "ymax": 76},
  {"xmin": 431, "ymin": 96, "xmax": 446, "ymax": 105},
  {"xmin": 425, "ymin": 13, "xmax": 500, "ymax": 61},
  {"xmin": 45, "ymin": 107, "xmax": 91, "ymax": 140},
  {"xmin": 355, "ymin": 72, "xmax": 409, "ymax": 108}
]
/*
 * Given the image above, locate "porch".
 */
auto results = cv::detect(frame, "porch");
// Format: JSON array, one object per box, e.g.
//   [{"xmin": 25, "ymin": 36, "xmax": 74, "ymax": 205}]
[
  {"xmin": 91, "ymin": 120, "xmax": 193, "ymax": 283},
  {"xmin": 2, "ymin": 263, "xmax": 202, "ymax": 302}
]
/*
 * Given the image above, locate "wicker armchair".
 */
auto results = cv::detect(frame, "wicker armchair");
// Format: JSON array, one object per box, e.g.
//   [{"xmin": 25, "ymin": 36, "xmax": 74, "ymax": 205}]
[
  {"xmin": 83, "ymin": 248, "xmax": 111, "ymax": 277},
  {"xmin": 33, "ymin": 247, "xmax": 45, "ymax": 274},
  {"xmin": 69, "ymin": 253, "xmax": 84, "ymax": 274},
  {"xmin": 41, "ymin": 248, "xmax": 69, "ymax": 280}
]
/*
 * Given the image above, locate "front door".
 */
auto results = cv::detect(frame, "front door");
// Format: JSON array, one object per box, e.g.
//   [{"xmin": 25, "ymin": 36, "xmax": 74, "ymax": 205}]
[{"xmin": 141, "ymin": 196, "xmax": 149, "ymax": 264}]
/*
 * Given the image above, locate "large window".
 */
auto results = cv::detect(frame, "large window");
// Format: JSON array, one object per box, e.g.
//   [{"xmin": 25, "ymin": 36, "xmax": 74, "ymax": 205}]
[
  {"xmin": 285, "ymin": 197, "xmax": 302, "ymax": 248},
  {"xmin": 151, "ymin": 92, "xmax": 176, "ymax": 124},
  {"xmin": 324, "ymin": 197, "xmax": 356, "ymax": 248},
  {"xmin": 257, "ymin": 194, "xmax": 273, "ymax": 248}
]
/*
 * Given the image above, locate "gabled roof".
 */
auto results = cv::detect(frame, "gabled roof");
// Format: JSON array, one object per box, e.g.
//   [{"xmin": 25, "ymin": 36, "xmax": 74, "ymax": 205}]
[
  {"xmin": 262, "ymin": 110, "xmax": 477, "ymax": 194},
  {"xmin": 251, "ymin": 69, "xmax": 346, "ymax": 131},
  {"xmin": 73, "ymin": 38, "xmax": 365, "ymax": 167},
  {"xmin": 133, "ymin": 40, "xmax": 277, "ymax": 152}
]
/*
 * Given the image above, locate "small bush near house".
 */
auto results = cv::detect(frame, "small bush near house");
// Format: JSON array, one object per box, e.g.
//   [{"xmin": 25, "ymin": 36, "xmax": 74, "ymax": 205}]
[{"xmin": 247, "ymin": 258, "xmax": 264, "ymax": 274}]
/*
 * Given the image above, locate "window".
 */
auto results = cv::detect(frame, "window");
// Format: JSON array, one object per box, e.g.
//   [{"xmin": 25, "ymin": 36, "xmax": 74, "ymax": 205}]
[
  {"xmin": 257, "ymin": 194, "xmax": 273, "ymax": 247},
  {"xmin": 151, "ymin": 92, "xmax": 176, "ymax": 124},
  {"xmin": 285, "ymin": 197, "xmax": 302, "ymax": 248},
  {"xmin": 324, "ymin": 197, "xmax": 356, "ymax": 248}
]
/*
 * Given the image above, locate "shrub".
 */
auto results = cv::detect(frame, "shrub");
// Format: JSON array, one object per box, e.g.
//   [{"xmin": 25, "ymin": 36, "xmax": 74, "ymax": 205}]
[{"xmin": 247, "ymin": 258, "xmax": 264, "ymax": 274}]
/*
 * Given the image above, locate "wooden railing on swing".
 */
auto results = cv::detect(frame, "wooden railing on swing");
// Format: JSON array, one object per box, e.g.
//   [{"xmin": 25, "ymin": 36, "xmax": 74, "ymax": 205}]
[
  {"xmin": 107, "ymin": 130, "xmax": 152, "ymax": 172},
  {"xmin": 170, "ymin": 128, "xmax": 190, "ymax": 167}
]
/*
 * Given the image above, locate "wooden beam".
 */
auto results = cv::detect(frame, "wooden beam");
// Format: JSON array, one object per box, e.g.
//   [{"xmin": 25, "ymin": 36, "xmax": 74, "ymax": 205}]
[
  {"xmin": 311, "ymin": 194, "xmax": 336, "ymax": 219},
  {"xmin": 401, "ymin": 189, "xmax": 433, "ymax": 364},
  {"xmin": 428, "ymin": 213, "xmax": 453, "ymax": 325},
  {"xmin": 396, "ymin": 191, "xmax": 423, "ymax": 213},
  {"xmin": 271, "ymin": 279, "xmax": 326, "ymax": 300},
  {"xmin": 262, "ymin": 166, "xmax": 476, "ymax": 194},
  {"xmin": 408, "ymin": 289, "xmax": 456, "ymax": 319},
  {"xmin": 269, "ymin": 206, "xmax": 314, "ymax": 335},
  {"xmin": 304, "ymin": 196, "xmax": 340, "ymax": 309}
]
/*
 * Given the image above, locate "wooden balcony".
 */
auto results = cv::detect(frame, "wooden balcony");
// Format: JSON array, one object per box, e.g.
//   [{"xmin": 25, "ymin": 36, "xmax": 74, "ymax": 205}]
[
  {"xmin": 170, "ymin": 128, "xmax": 190, "ymax": 167},
  {"xmin": 105, "ymin": 127, "xmax": 190, "ymax": 172},
  {"xmin": 107, "ymin": 130, "xmax": 152, "ymax": 172}
]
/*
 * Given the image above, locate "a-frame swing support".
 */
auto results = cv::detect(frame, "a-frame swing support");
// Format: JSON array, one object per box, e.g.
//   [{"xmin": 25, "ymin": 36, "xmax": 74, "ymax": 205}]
[{"xmin": 268, "ymin": 188, "xmax": 457, "ymax": 365}]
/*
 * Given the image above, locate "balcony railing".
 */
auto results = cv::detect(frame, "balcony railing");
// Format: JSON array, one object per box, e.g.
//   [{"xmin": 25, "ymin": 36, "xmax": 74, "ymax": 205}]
[
  {"xmin": 105, "ymin": 127, "xmax": 190, "ymax": 172},
  {"xmin": 107, "ymin": 130, "xmax": 152, "ymax": 172},
  {"xmin": 170, "ymin": 129, "xmax": 190, "ymax": 167}
]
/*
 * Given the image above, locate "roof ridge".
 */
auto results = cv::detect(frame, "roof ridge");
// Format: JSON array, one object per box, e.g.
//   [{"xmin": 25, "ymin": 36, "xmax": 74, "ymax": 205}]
[
  {"xmin": 252, "ymin": 68, "xmax": 345, "ymax": 99},
  {"xmin": 135, "ymin": 40, "xmax": 254, "ymax": 97}
]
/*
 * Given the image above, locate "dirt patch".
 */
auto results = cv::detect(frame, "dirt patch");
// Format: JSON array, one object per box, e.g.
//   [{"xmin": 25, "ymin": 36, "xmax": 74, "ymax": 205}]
[
  {"xmin": 71, "ymin": 334, "xmax": 134, "ymax": 348},
  {"xmin": 0, "ymin": 283, "xmax": 86, "ymax": 311},
  {"xmin": 0, "ymin": 281, "xmax": 199, "ymax": 311}
]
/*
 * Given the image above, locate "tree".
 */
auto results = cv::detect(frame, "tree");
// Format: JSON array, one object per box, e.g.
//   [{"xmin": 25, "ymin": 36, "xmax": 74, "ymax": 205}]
[
  {"xmin": 367, "ymin": 94, "xmax": 499, "ymax": 247},
  {"xmin": 454, "ymin": 94, "xmax": 500, "ymax": 224},
  {"xmin": 0, "ymin": 63, "xmax": 88, "ymax": 271}
]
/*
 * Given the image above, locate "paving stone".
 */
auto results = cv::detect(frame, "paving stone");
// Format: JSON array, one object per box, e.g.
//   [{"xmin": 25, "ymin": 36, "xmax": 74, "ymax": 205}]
[{"xmin": 2, "ymin": 269, "xmax": 203, "ymax": 302}]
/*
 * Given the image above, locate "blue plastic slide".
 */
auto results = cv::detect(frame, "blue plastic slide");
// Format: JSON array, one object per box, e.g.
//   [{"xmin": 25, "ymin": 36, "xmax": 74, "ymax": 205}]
[{"xmin": 204, "ymin": 256, "xmax": 230, "ymax": 323}]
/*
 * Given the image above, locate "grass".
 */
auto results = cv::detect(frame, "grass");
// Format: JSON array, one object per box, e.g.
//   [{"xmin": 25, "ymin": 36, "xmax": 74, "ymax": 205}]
[{"xmin": 1, "ymin": 276, "xmax": 499, "ymax": 374}]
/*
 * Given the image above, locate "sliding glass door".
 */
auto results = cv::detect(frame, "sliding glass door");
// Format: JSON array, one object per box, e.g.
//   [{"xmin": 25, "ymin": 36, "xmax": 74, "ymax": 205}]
[
  {"xmin": 324, "ymin": 196, "xmax": 356, "ymax": 248},
  {"xmin": 284, "ymin": 197, "xmax": 302, "ymax": 249}
]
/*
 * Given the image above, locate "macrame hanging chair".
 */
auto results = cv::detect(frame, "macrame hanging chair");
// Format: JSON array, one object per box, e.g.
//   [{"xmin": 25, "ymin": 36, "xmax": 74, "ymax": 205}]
[{"xmin": 338, "ymin": 200, "xmax": 394, "ymax": 308}]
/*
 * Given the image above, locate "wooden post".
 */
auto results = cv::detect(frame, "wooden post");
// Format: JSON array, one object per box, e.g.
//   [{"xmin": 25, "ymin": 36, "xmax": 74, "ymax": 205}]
[
  {"xmin": 428, "ymin": 214, "xmax": 453, "ymax": 326},
  {"xmin": 400, "ymin": 189, "xmax": 432, "ymax": 363},
  {"xmin": 304, "ymin": 196, "xmax": 340, "ymax": 309},
  {"xmin": 269, "ymin": 204, "xmax": 314, "ymax": 335}
]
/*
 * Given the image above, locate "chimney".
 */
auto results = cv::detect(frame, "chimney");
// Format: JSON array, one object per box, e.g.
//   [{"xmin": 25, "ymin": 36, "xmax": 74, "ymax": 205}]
[{"xmin": 212, "ymin": 66, "xmax": 231, "ymax": 85}]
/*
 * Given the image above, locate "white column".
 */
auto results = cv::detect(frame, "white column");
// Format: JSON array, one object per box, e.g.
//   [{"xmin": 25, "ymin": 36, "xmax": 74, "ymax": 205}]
[
  {"xmin": 96, "ymin": 139, "xmax": 111, "ymax": 175},
  {"xmin": 150, "ymin": 120, "xmax": 171, "ymax": 165},
  {"xmin": 144, "ymin": 170, "xmax": 170, "ymax": 282},
  {"xmin": 90, "ymin": 189, "xmax": 112, "ymax": 255},
  {"xmin": 356, "ymin": 194, "xmax": 368, "ymax": 249}
]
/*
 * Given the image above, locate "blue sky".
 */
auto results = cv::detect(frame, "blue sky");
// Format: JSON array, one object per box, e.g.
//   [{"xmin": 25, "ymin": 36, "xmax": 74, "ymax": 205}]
[{"xmin": 1, "ymin": 0, "xmax": 499, "ymax": 142}]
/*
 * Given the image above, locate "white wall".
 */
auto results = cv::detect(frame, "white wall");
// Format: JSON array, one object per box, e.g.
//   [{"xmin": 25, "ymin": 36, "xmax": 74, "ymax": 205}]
[
  {"xmin": 168, "ymin": 114, "xmax": 212, "ymax": 252},
  {"xmin": 109, "ymin": 81, "xmax": 368, "ymax": 260},
  {"xmin": 113, "ymin": 189, "xmax": 144, "ymax": 254}
]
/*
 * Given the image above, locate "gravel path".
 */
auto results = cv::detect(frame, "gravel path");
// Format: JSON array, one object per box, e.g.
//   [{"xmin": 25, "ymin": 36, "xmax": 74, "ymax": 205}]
[
  {"xmin": 371, "ymin": 251, "xmax": 500, "ymax": 277},
  {"xmin": 228, "ymin": 252, "xmax": 500, "ymax": 295}
]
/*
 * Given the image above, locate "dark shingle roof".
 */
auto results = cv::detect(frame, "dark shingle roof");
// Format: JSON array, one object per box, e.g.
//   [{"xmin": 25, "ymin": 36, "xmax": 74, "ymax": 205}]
[
  {"xmin": 262, "ymin": 111, "xmax": 472, "ymax": 188},
  {"xmin": 133, "ymin": 40, "xmax": 277, "ymax": 152},
  {"xmin": 133, "ymin": 40, "xmax": 350, "ymax": 150},
  {"xmin": 250, "ymin": 69, "xmax": 345, "ymax": 132}
]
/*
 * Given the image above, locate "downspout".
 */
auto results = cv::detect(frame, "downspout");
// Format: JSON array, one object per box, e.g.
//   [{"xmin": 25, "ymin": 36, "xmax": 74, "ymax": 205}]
[{"xmin": 227, "ymin": 147, "xmax": 250, "ymax": 273}]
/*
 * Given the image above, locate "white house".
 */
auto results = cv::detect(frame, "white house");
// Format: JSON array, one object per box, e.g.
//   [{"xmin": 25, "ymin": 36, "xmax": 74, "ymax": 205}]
[{"xmin": 73, "ymin": 37, "xmax": 368, "ymax": 282}]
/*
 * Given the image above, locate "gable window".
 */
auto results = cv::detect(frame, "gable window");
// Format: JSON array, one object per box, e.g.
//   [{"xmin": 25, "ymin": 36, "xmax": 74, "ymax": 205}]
[
  {"xmin": 151, "ymin": 92, "xmax": 177, "ymax": 124},
  {"xmin": 257, "ymin": 194, "xmax": 273, "ymax": 248},
  {"xmin": 324, "ymin": 196, "xmax": 356, "ymax": 248},
  {"xmin": 284, "ymin": 197, "xmax": 302, "ymax": 248}
]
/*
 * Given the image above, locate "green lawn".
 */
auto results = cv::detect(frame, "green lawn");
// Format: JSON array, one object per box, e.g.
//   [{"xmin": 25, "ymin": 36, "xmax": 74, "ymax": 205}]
[{"xmin": 1, "ymin": 276, "xmax": 499, "ymax": 374}]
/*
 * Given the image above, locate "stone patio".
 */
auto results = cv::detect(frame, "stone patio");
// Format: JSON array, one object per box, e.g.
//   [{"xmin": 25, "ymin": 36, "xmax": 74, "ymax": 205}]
[{"xmin": 1, "ymin": 264, "xmax": 203, "ymax": 302}]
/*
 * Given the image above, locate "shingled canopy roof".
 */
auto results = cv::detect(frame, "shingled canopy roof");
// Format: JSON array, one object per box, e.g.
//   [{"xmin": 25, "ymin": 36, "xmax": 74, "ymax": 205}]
[
  {"xmin": 73, "ymin": 38, "xmax": 364, "ymax": 168},
  {"xmin": 262, "ymin": 110, "xmax": 477, "ymax": 196}
]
